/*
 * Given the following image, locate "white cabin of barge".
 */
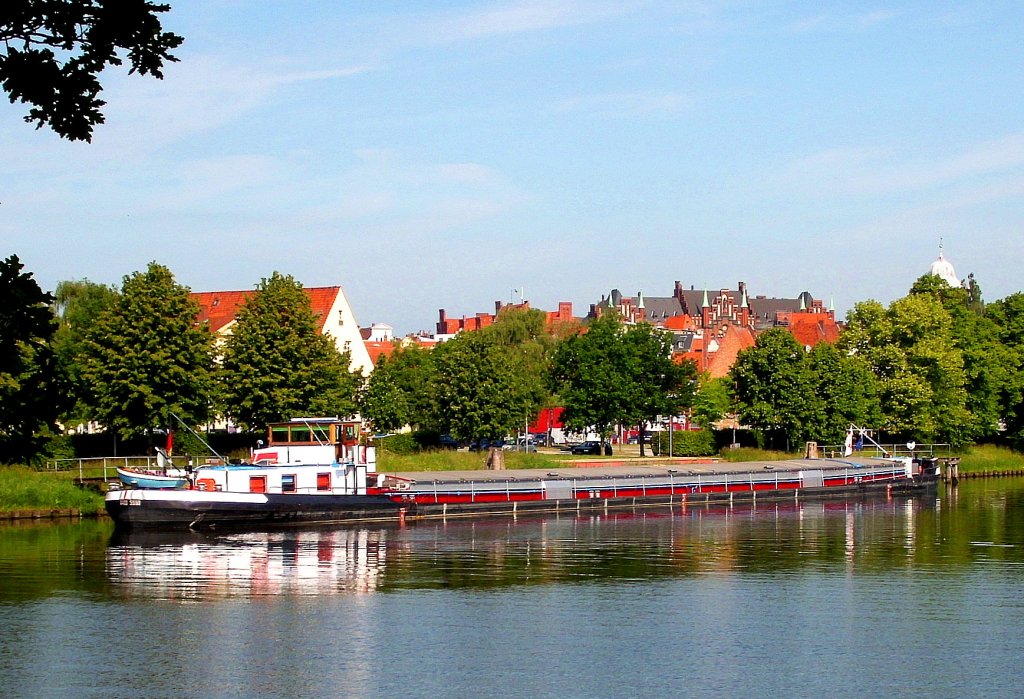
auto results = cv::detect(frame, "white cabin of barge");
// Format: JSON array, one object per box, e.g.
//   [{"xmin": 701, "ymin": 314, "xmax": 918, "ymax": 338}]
[{"xmin": 251, "ymin": 417, "xmax": 374, "ymax": 470}]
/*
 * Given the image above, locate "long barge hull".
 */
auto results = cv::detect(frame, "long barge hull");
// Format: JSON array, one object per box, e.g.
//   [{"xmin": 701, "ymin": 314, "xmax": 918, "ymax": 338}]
[{"xmin": 106, "ymin": 457, "xmax": 940, "ymax": 531}]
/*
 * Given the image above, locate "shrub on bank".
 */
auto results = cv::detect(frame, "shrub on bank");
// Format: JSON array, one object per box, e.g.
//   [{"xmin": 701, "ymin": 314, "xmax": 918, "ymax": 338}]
[{"xmin": 651, "ymin": 430, "xmax": 716, "ymax": 457}]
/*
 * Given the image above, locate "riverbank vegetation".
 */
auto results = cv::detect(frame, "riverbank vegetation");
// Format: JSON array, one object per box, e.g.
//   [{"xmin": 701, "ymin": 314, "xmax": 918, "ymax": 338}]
[
  {"xmin": 0, "ymin": 467, "xmax": 104, "ymax": 515},
  {"xmin": 958, "ymin": 445, "xmax": 1024, "ymax": 473}
]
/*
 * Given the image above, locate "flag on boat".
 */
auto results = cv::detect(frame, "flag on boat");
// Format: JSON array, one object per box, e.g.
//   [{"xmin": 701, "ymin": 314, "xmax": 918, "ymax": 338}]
[
  {"xmin": 844, "ymin": 429, "xmax": 854, "ymax": 457},
  {"xmin": 166, "ymin": 430, "xmax": 174, "ymax": 456}
]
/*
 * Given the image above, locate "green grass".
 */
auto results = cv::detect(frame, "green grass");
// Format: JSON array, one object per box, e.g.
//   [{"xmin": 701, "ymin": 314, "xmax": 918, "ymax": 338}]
[
  {"xmin": 0, "ymin": 466, "xmax": 106, "ymax": 515},
  {"xmin": 718, "ymin": 447, "xmax": 798, "ymax": 462},
  {"xmin": 379, "ymin": 449, "xmax": 572, "ymax": 472},
  {"xmin": 957, "ymin": 444, "xmax": 1024, "ymax": 473}
]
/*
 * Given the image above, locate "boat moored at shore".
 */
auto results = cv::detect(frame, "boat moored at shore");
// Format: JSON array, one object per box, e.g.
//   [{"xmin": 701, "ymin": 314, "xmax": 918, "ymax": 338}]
[{"xmin": 107, "ymin": 453, "xmax": 940, "ymax": 531}]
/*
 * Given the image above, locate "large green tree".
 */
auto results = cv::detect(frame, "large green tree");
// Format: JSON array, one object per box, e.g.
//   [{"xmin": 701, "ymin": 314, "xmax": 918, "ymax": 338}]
[
  {"xmin": 429, "ymin": 307, "xmax": 553, "ymax": 445},
  {"xmin": 51, "ymin": 278, "xmax": 118, "ymax": 427},
  {"xmin": 730, "ymin": 328, "xmax": 818, "ymax": 450},
  {"xmin": 840, "ymin": 294, "xmax": 971, "ymax": 445},
  {"xmin": 550, "ymin": 313, "xmax": 696, "ymax": 453},
  {"xmin": 0, "ymin": 255, "xmax": 65, "ymax": 463},
  {"xmin": 909, "ymin": 272, "xmax": 1006, "ymax": 440},
  {"xmin": 219, "ymin": 272, "xmax": 360, "ymax": 430},
  {"xmin": 358, "ymin": 352, "xmax": 410, "ymax": 434},
  {"xmin": 82, "ymin": 262, "xmax": 213, "ymax": 440},
  {"xmin": 1, "ymin": 0, "xmax": 183, "ymax": 141},
  {"xmin": 987, "ymin": 293, "xmax": 1024, "ymax": 449}
]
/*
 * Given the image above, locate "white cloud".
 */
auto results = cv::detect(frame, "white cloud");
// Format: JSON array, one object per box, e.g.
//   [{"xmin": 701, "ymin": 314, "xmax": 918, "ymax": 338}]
[
  {"xmin": 776, "ymin": 133, "xmax": 1024, "ymax": 197},
  {"xmin": 427, "ymin": 0, "xmax": 636, "ymax": 41}
]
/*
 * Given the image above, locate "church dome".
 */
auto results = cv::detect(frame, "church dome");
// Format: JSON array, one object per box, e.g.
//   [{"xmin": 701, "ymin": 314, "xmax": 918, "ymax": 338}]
[{"xmin": 928, "ymin": 250, "xmax": 960, "ymax": 287}]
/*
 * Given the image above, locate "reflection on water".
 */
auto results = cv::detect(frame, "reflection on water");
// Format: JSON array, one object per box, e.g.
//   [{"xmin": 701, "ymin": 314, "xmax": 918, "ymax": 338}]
[
  {"xmin": 107, "ymin": 528, "xmax": 388, "ymax": 599},
  {"xmin": 98, "ymin": 493, "xmax": 1010, "ymax": 600},
  {"xmin": 3, "ymin": 482, "xmax": 1024, "ymax": 604}
]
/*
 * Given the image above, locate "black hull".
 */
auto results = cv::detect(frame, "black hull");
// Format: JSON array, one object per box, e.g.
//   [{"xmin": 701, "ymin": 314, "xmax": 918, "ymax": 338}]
[{"xmin": 107, "ymin": 493, "xmax": 404, "ymax": 531}]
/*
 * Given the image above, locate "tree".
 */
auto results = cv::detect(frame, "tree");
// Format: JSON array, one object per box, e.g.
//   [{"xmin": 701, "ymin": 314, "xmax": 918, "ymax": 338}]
[
  {"xmin": 730, "ymin": 329, "xmax": 817, "ymax": 450},
  {"xmin": 805, "ymin": 342, "xmax": 881, "ymax": 444},
  {"xmin": 82, "ymin": 262, "xmax": 213, "ymax": 441},
  {"xmin": 550, "ymin": 313, "xmax": 696, "ymax": 454},
  {"xmin": 840, "ymin": 294, "xmax": 972, "ymax": 445},
  {"xmin": 618, "ymin": 323, "xmax": 697, "ymax": 456},
  {"xmin": 691, "ymin": 375, "xmax": 733, "ymax": 429},
  {"xmin": 430, "ymin": 308, "xmax": 554, "ymax": 446},
  {"xmin": 0, "ymin": 255, "xmax": 65, "ymax": 463},
  {"xmin": 550, "ymin": 313, "xmax": 633, "ymax": 440},
  {"xmin": 51, "ymin": 278, "xmax": 118, "ymax": 426},
  {"xmin": 219, "ymin": 272, "xmax": 360, "ymax": 430},
  {"xmin": 1, "ymin": 0, "xmax": 183, "ymax": 141},
  {"xmin": 988, "ymin": 293, "xmax": 1024, "ymax": 449},
  {"xmin": 358, "ymin": 353, "xmax": 410, "ymax": 434}
]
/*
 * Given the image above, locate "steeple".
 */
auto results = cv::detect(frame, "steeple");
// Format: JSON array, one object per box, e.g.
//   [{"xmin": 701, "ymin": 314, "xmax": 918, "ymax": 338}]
[{"xmin": 637, "ymin": 291, "xmax": 645, "ymax": 310}]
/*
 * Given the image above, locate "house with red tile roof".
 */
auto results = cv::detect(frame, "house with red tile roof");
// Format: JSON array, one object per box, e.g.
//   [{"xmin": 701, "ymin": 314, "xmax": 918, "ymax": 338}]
[
  {"xmin": 591, "ymin": 280, "xmax": 840, "ymax": 377},
  {"xmin": 192, "ymin": 286, "xmax": 374, "ymax": 376}
]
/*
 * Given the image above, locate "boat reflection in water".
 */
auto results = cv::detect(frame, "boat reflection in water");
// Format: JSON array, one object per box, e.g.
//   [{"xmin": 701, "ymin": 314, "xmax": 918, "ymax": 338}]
[
  {"xmin": 107, "ymin": 527, "xmax": 388, "ymax": 599},
  {"xmin": 106, "ymin": 494, "xmax": 943, "ymax": 600}
]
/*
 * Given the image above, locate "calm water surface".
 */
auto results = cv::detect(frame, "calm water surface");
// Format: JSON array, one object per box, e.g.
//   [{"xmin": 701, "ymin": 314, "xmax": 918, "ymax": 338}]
[{"xmin": 2, "ymin": 479, "xmax": 1024, "ymax": 698}]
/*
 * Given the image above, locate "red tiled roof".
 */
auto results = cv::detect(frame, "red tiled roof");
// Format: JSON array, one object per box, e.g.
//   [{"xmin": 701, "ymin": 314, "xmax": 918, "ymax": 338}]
[
  {"xmin": 191, "ymin": 286, "xmax": 341, "ymax": 333},
  {"xmin": 364, "ymin": 341, "xmax": 399, "ymax": 367},
  {"xmin": 786, "ymin": 312, "xmax": 840, "ymax": 347}
]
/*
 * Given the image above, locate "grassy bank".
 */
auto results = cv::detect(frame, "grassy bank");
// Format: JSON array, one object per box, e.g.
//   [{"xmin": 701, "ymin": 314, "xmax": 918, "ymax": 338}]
[
  {"xmin": 957, "ymin": 445, "xmax": 1024, "ymax": 473},
  {"xmin": 718, "ymin": 447, "xmax": 797, "ymax": 462},
  {"xmin": 0, "ymin": 467, "xmax": 106, "ymax": 515},
  {"xmin": 379, "ymin": 449, "xmax": 573, "ymax": 472}
]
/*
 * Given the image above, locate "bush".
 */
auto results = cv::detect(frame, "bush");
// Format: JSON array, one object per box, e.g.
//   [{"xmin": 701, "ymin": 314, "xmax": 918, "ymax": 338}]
[
  {"xmin": 376, "ymin": 433, "xmax": 418, "ymax": 455},
  {"xmin": 652, "ymin": 430, "xmax": 716, "ymax": 457}
]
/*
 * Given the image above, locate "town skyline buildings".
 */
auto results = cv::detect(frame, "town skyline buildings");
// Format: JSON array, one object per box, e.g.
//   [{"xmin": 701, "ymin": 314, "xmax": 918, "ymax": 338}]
[{"xmin": 4, "ymin": 2, "xmax": 1022, "ymax": 334}]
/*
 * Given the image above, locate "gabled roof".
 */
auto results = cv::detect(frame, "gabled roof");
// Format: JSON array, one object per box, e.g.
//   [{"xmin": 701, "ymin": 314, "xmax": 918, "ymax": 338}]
[{"xmin": 192, "ymin": 286, "xmax": 342, "ymax": 333}]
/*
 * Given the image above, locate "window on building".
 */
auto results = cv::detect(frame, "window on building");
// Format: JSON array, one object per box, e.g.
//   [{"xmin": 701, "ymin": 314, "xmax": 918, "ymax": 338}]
[{"xmin": 337, "ymin": 309, "xmax": 344, "ymax": 325}]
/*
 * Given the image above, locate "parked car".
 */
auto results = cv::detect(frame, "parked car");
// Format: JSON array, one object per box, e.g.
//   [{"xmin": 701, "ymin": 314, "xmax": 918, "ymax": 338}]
[
  {"xmin": 503, "ymin": 438, "xmax": 537, "ymax": 453},
  {"xmin": 438, "ymin": 434, "xmax": 459, "ymax": 450},
  {"xmin": 570, "ymin": 440, "xmax": 604, "ymax": 455}
]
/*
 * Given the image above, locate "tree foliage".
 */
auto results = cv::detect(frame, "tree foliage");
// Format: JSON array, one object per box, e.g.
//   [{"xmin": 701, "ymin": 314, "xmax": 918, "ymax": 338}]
[
  {"xmin": 429, "ymin": 307, "xmax": 553, "ymax": 444},
  {"xmin": 0, "ymin": 255, "xmax": 65, "ymax": 463},
  {"xmin": 219, "ymin": 272, "xmax": 360, "ymax": 430},
  {"xmin": 51, "ymin": 278, "xmax": 118, "ymax": 426},
  {"xmin": 1, "ymin": 0, "xmax": 183, "ymax": 141},
  {"xmin": 82, "ymin": 262, "xmax": 213, "ymax": 440},
  {"xmin": 550, "ymin": 313, "xmax": 696, "ymax": 453},
  {"xmin": 358, "ymin": 352, "xmax": 410, "ymax": 434},
  {"xmin": 840, "ymin": 294, "xmax": 971, "ymax": 445}
]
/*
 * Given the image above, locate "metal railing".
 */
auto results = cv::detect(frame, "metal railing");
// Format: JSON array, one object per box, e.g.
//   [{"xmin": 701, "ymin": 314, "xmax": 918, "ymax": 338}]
[
  {"xmin": 44, "ymin": 456, "xmax": 162, "ymax": 483},
  {"xmin": 818, "ymin": 443, "xmax": 953, "ymax": 459}
]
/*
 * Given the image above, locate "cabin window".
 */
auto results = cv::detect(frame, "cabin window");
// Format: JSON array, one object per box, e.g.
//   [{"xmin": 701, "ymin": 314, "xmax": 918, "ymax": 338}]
[
  {"xmin": 317, "ymin": 472, "xmax": 331, "ymax": 491},
  {"xmin": 312, "ymin": 426, "xmax": 330, "ymax": 443},
  {"xmin": 290, "ymin": 426, "xmax": 311, "ymax": 443},
  {"xmin": 282, "ymin": 474, "xmax": 297, "ymax": 493},
  {"xmin": 249, "ymin": 475, "xmax": 267, "ymax": 493},
  {"xmin": 271, "ymin": 426, "xmax": 289, "ymax": 443}
]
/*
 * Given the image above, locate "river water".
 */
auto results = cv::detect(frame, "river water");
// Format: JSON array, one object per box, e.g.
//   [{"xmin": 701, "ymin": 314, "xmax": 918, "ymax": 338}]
[{"xmin": 2, "ymin": 479, "xmax": 1023, "ymax": 698}]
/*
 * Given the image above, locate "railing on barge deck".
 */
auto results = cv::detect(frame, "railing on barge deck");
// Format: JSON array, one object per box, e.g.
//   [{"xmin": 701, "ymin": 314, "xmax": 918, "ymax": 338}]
[{"xmin": 818, "ymin": 443, "xmax": 952, "ymax": 459}]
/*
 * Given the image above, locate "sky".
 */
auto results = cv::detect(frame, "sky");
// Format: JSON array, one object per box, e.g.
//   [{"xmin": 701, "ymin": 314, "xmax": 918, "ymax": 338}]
[{"xmin": 4, "ymin": 1, "xmax": 1024, "ymax": 334}]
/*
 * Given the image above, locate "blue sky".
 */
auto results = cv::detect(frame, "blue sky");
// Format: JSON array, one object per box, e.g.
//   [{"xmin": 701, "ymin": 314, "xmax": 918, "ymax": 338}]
[{"xmin": 3, "ymin": 1, "xmax": 1023, "ymax": 333}]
